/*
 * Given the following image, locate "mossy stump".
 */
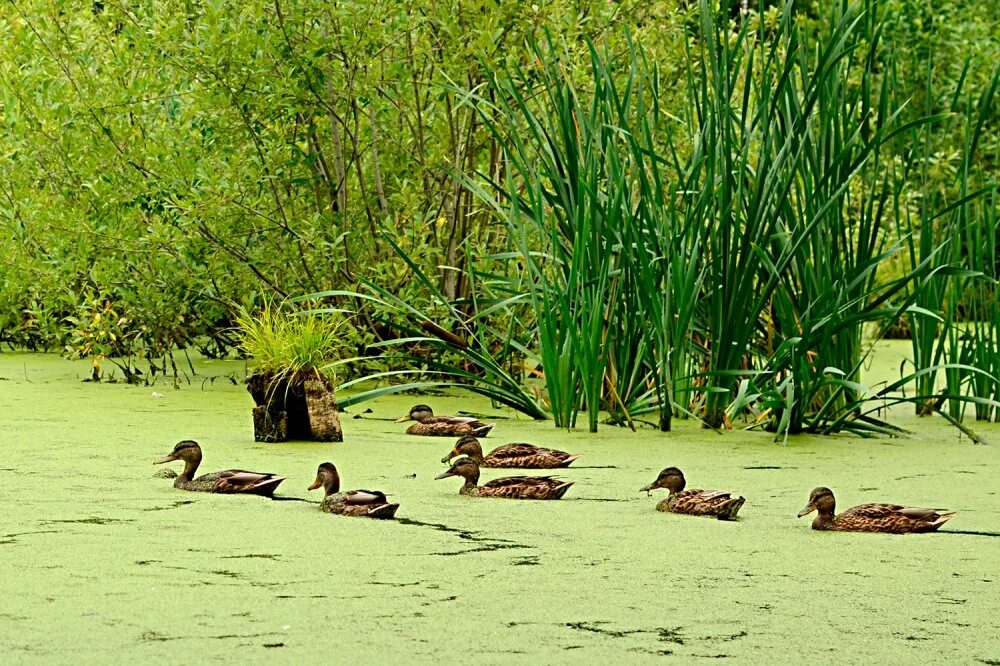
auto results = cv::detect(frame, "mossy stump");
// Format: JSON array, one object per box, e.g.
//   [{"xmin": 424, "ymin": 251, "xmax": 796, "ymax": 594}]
[
  {"xmin": 252, "ymin": 405, "xmax": 288, "ymax": 442},
  {"xmin": 247, "ymin": 372, "xmax": 342, "ymax": 443}
]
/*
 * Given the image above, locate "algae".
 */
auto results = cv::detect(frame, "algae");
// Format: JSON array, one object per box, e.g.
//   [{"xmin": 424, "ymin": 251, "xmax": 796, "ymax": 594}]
[{"xmin": 0, "ymin": 343, "xmax": 998, "ymax": 663}]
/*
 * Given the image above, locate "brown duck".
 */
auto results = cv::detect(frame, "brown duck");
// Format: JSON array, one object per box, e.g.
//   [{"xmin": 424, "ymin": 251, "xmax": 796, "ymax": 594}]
[
  {"xmin": 797, "ymin": 487, "xmax": 956, "ymax": 533},
  {"xmin": 434, "ymin": 457, "xmax": 573, "ymax": 499},
  {"xmin": 441, "ymin": 435, "xmax": 579, "ymax": 469},
  {"xmin": 307, "ymin": 462, "xmax": 398, "ymax": 519},
  {"xmin": 154, "ymin": 440, "xmax": 284, "ymax": 496},
  {"xmin": 395, "ymin": 404, "xmax": 494, "ymax": 437},
  {"xmin": 640, "ymin": 467, "xmax": 745, "ymax": 520}
]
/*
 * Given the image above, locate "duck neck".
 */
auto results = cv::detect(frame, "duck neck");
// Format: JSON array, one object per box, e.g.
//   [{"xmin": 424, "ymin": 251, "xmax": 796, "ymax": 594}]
[
  {"xmin": 459, "ymin": 470, "xmax": 479, "ymax": 495},
  {"xmin": 813, "ymin": 509, "xmax": 836, "ymax": 530},
  {"xmin": 177, "ymin": 456, "xmax": 200, "ymax": 484},
  {"xmin": 324, "ymin": 473, "xmax": 341, "ymax": 496}
]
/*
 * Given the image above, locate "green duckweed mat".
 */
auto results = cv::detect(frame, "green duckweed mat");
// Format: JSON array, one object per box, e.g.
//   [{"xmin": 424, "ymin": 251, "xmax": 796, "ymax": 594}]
[{"xmin": 1, "ymin": 342, "xmax": 998, "ymax": 664}]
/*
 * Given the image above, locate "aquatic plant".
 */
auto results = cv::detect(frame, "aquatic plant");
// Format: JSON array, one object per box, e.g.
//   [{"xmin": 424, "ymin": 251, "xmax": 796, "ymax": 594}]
[
  {"xmin": 234, "ymin": 300, "xmax": 347, "ymax": 441},
  {"xmin": 234, "ymin": 301, "xmax": 342, "ymax": 382},
  {"xmin": 303, "ymin": 233, "xmax": 548, "ymax": 420}
]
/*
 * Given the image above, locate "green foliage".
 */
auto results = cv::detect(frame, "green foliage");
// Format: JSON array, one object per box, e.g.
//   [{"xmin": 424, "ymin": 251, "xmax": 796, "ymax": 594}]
[
  {"xmin": 0, "ymin": 0, "xmax": 997, "ymax": 432},
  {"xmin": 0, "ymin": 0, "xmax": 679, "ymax": 363},
  {"xmin": 234, "ymin": 302, "xmax": 343, "ymax": 381},
  {"xmin": 303, "ymin": 233, "xmax": 548, "ymax": 420}
]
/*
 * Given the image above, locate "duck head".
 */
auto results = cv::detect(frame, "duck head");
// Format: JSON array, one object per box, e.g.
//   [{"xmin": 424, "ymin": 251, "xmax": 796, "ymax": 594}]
[
  {"xmin": 434, "ymin": 456, "xmax": 480, "ymax": 485},
  {"xmin": 639, "ymin": 467, "xmax": 686, "ymax": 494},
  {"xmin": 441, "ymin": 435, "xmax": 483, "ymax": 464},
  {"xmin": 395, "ymin": 404, "xmax": 434, "ymax": 424},
  {"xmin": 308, "ymin": 462, "xmax": 341, "ymax": 496},
  {"xmin": 154, "ymin": 440, "xmax": 202, "ymax": 466},
  {"xmin": 798, "ymin": 487, "xmax": 836, "ymax": 518}
]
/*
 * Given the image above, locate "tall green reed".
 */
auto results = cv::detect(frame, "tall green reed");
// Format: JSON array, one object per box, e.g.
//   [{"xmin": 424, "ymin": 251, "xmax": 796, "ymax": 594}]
[
  {"xmin": 460, "ymin": 35, "xmax": 707, "ymax": 432},
  {"xmin": 904, "ymin": 60, "xmax": 999, "ymax": 420},
  {"xmin": 302, "ymin": 233, "xmax": 548, "ymax": 419}
]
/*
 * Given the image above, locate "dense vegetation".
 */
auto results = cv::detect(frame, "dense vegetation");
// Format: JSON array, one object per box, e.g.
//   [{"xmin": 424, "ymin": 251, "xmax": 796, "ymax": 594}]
[{"xmin": 1, "ymin": 0, "xmax": 997, "ymax": 434}]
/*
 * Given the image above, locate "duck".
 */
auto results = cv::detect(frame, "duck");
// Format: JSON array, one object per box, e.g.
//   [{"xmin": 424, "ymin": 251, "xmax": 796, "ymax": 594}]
[
  {"xmin": 154, "ymin": 440, "xmax": 284, "ymax": 496},
  {"xmin": 307, "ymin": 462, "xmax": 399, "ymax": 519},
  {"xmin": 440, "ymin": 435, "xmax": 579, "ymax": 469},
  {"xmin": 640, "ymin": 467, "xmax": 745, "ymax": 520},
  {"xmin": 435, "ymin": 457, "xmax": 573, "ymax": 499},
  {"xmin": 395, "ymin": 404, "xmax": 494, "ymax": 437},
  {"xmin": 797, "ymin": 487, "xmax": 956, "ymax": 533}
]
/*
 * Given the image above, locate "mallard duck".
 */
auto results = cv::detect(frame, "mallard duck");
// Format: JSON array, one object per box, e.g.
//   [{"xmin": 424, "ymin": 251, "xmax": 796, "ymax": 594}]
[
  {"xmin": 797, "ymin": 487, "xmax": 956, "ymax": 533},
  {"xmin": 154, "ymin": 440, "xmax": 284, "ymax": 496},
  {"xmin": 440, "ymin": 435, "xmax": 578, "ymax": 468},
  {"xmin": 640, "ymin": 467, "xmax": 745, "ymax": 520},
  {"xmin": 307, "ymin": 462, "xmax": 398, "ymax": 519},
  {"xmin": 395, "ymin": 404, "xmax": 494, "ymax": 437},
  {"xmin": 434, "ymin": 456, "xmax": 573, "ymax": 499}
]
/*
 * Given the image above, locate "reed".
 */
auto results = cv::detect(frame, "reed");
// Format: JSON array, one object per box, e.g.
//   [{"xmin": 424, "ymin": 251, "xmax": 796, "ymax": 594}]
[{"xmin": 303, "ymin": 233, "xmax": 548, "ymax": 420}]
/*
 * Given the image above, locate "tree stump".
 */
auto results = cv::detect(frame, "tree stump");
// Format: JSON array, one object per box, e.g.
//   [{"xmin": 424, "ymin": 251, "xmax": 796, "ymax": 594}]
[
  {"xmin": 252, "ymin": 405, "xmax": 288, "ymax": 442},
  {"xmin": 247, "ymin": 371, "xmax": 341, "ymax": 442},
  {"xmin": 304, "ymin": 376, "xmax": 343, "ymax": 442}
]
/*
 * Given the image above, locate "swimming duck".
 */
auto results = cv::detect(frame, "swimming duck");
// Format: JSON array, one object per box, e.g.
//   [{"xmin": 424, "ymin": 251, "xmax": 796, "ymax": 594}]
[
  {"xmin": 435, "ymin": 457, "xmax": 573, "ymax": 499},
  {"xmin": 640, "ymin": 467, "xmax": 745, "ymax": 520},
  {"xmin": 797, "ymin": 487, "xmax": 956, "ymax": 533},
  {"xmin": 395, "ymin": 404, "xmax": 494, "ymax": 437},
  {"xmin": 154, "ymin": 440, "xmax": 284, "ymax": 496},
  {"xmin": 307, "ymin": 462, "xmax": 398, "ymax": 519},
  {"xmin": 440, "ymin": 435, "xmax": 579, "ymax": 468}
]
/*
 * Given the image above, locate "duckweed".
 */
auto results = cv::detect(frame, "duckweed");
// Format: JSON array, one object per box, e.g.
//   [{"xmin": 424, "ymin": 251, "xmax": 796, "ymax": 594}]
[{"xmin": 1, "ymin": 343, "xmax": 998, "ymax": 663}]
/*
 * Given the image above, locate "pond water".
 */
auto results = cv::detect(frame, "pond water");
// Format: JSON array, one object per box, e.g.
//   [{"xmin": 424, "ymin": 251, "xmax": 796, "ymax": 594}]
[{"xmin": 1, "ymin": 342, "xmax": 998, "ymax": 663}]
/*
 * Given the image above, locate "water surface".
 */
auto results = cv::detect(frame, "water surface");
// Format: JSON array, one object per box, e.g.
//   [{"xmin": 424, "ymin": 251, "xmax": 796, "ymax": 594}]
[{"xmin": 1, "ymin": 344, "xmax": 997, "ymax": 663}]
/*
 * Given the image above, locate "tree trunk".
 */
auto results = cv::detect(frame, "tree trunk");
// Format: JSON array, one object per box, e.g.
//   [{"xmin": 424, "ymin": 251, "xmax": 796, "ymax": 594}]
[
  {"xmin": 304, "ymin": 376, "xmax": 343, "ymax": 442},
  {"xmin": 247, "ymin": 371, "xmax": 342, "ymax": 442}
]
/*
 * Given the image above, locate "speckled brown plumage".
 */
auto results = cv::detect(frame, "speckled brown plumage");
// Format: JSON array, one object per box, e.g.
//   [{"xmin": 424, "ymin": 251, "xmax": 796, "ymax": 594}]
[
  {"xmin": 308, "ymin": 462, "xmax": 398, "ymax": 519},
  {"xmin": 798, "ymin": 487, "xmax": 956, "ymax": 534},
  {"xmin": 395, "ymin": 404, "xmax": 494, "ymax": 437},
  {"xmin": 640, "ymin": 467, "xmax": 745, "ymax": 520},
  {"xmin": 154, "ymin": 440, "xmax": 284, "ymax": 496},
  {"xmin": 440, "ymin": 436, "xmax": 579, "ymax": 468},
  {"xmin": 435, "ymin": 457, "xmax": 573, "ymax": 500}
]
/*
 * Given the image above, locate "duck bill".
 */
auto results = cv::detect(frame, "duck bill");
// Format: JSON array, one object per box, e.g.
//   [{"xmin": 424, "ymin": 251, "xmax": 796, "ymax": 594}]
[
  {"xmin": 639, "ymin": 481, "xmax": 657, "ymax": 493},
  {"xmin": 440, "ymin": 449, "xmax": 459, "ymax": 464},
  {"xmin": 797, "ymin": 504, "xmax": 816, "ymax": 518},
  {"xmin": 307, "ymin": 478, "xmax": 322, "ymax": 491},
  {"xmin": 393, "ymin": 415, "xmax": 411, "ymax": 423},
  {"xmin": 434, "ymin": 469, "xmax": 456, "ymax": 480},
  {"xmin": 154, "ymin": 454, "xmax": 176, "ymax": 465}
]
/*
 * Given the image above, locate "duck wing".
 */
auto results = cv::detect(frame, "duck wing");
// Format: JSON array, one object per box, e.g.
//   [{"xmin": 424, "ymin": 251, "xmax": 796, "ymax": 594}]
[
  {"xmin": 482, "ymin": 475, "xmax": 556, "ymax": 488},
  {"xmin": 324, "ymin": 489, "xmax": 398, "ymax": 519},
  {"xmin": 211, "ymin": 469, "xmax": 285, "ymax": 496},
  {"xmin": 668, "ymin": 488, "xmax": 745, "ymax": 519},
  {"xmin": 408, "ymin": 420, "xmax": 495, "ymax": 437},
  {"xmin": 480, "ymin": 475, "xmax": 573, "ymax": 499},
  {"xmin": 490, "ymin": 443, "xmax": 542, "ymax": 458},
  {"xmin": 486, "ymin": 444, "xmax": 579, "ymax": 468},
  {"xmin": 838, "ymin": 503, "xmax": 956, "ymax": 533},
  {"xmin": 343, "ymin": 489, "xmax": 390, "ymax": 505},
  {"xmin": 435, "ymin": 414, "xmax": 485, "ymax": 427}
]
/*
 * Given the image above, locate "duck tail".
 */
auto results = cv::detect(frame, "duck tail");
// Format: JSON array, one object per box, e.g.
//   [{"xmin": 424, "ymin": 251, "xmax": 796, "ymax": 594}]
[
  {"xmin": 254, "ymin": 476, "xmax": 286, "ymax": 497},
  {"xmin": 925, "ymin": 511, "xmax": 957, "ymax": 531},
  {"xmin": 552, "ymin": 481, "xmax": 575, "ymax": 499},
  {"xmin": 559, "ymin": 455, "xmax": 581, "ymax": 467},
  {"xmin": 717, "ymin": 496, "xmax": 746, "ymax": 521},
  {"xmin": 369, "ymin": 503, "xmax": 400, "ymax": 520},
  {"xmin": 472, "ymin": 424, "xmax": 495, "ymax": 437}
]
